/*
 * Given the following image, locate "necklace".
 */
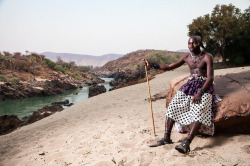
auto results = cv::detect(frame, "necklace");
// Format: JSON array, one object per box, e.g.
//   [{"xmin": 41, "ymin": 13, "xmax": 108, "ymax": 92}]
[{"xmin": 190, "ymin": 51, "xmax": 203, "ymax": 67}]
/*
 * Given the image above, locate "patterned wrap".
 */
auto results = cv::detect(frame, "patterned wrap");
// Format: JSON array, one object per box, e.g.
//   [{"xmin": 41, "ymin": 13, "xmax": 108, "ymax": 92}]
[{"xmin": 166, "ymin": 74, "xmax": 216, "ymax": 135}]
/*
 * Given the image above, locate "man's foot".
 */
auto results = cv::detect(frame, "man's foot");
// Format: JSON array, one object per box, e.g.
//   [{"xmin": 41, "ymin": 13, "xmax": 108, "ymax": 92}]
[
  {"xmin": 149, "ymin": 138, "xmax": 173, "ymax": 147},
  {"xmin": 175, "ymin": 139, "xmax": 190, "ymax": 153}
]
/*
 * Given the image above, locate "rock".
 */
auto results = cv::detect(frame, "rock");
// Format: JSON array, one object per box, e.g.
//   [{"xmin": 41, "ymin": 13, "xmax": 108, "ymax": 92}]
[
  {"xmin": 0, "ymin": 105, "xmax": 64, "ymax": 134},
  {"xmin": 64, "ymin": 103, "xmax": 73, "ymax": 107},
  {"xmin": 52, "ymin": 99, "xmax": 70, "ymax": 106},
  {"xmin": 213, "ymin": 71, "xmax": 250, "ymax": 133},
  {"xmin": 0, "ymin": 79, "xmax": 79, "ymax": 101},
  {"xmin": 44, "ymin": 80, "xmax": 77, "ymax": 93},
  {"xmin": 107, "ymin": 68, "xmax": 147, "ymax": 89},
  {"xmin": 166, "ymin": 71, "xmax": 250, "ymax": 134},
  {"xmin": 151, "ymin": 90, "xmax": 169, "ymax": 101},
  {"xmin": 89, "ymin": 85, "xmax": 106, "ymax": 97},
  {"xmin": 0, "ymin": 115, "xmax": 23, "ymax": 135},
  {"xmin": 23, "ymin": 105, "xmax": 63, "ymax": 124}
]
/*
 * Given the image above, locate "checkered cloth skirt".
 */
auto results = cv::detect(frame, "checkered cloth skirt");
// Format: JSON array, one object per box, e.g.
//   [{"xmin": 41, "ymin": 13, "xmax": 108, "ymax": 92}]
[{"xmin": 166, "ymin": 74, "xmax": 216, "ymax": 135}]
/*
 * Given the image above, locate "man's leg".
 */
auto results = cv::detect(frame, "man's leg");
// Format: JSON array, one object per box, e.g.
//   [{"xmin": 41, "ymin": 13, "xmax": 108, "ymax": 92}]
[
  {"xmin": 175, "ymin": 121, "xmax": 201, "ymax": 153},
  {"xmin": 150, "ymin": 117, "xmax": 174, "ymax": 147},
  {"xmin": 186, "ymin": 121, "xmax": 201, "ymax": 144},
  {"xmin": 164, "ymin": 117, "xmax": 175, "ymax": 140}
]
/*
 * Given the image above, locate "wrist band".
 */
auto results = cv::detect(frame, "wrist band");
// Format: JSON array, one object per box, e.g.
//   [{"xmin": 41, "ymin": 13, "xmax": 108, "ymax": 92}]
[
  {"xmin": 151, "ymin": 63, "xmax": 160, "ymax": 69},
  {"xmin": 199, "ymin": 89, "xmax": 204, "ymax": 95}
]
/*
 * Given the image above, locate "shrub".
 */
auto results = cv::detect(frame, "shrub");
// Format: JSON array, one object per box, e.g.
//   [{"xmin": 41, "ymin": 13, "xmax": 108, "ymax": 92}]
[
  {"xmin": 10, "ymin": 77, "xmax": 20, "ymax": 85},
  {"xmin": 44, "ymin": 58, "xmax": 56, "ymax": 69},
  {"xmin": 54, "ymin": 65, "xmax": 66, "ymax": 74},
  {"xmin": 0, "ymin": 55, "xmax": 13, "ymax": 60},
  {"xmin": 0, "ymin": 75, "xmax": 7, "ymax": 82},
  {"xmin": 145, "ymin": 51, "xmax": 183, "ymax": 64},
  {"xmin": 74, "ymin": 75, "xmax": 83, "ymax": 80},
  {"xmin": 76, "ymin": 66, "xmax": 92, "ymax": 72},
  {"xmin": 28, "ymin": 55, "xmax": 36, "ymax": 62},
  {"xmin": 234, "ymin": 56, "xmax": 245, "ymax": 65}
]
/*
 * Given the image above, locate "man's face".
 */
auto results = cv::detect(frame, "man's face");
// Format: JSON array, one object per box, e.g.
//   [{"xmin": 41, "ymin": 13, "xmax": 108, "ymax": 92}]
[{"xmin": 188, "ymin": 37, "xmax": 200, "ymax": 53}]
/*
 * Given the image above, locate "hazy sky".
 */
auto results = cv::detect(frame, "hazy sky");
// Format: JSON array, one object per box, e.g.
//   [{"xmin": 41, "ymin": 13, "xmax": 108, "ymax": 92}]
[{"xmin": 0, "ymin": 0, "xmax": 249, "ymax": 56}]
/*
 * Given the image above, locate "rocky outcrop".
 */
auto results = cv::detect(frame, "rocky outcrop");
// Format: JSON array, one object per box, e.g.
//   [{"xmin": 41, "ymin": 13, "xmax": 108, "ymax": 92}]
[
  {"xmin": 89, "ymin": 85, "xmax": 106, "ymax": 97},
  {"xmin": 94, "ymin": 49, "xmax": 185, "ymax": 89},
  {"xmin": 0, "ymin": 80, "xmax": 78, "ymax": 101},
  {"xmin": 52, "ymin": 99, "xmax": 69, "ymax": 106},
  {"xmin": 22, "ymin": 105, "xmax": 63, "ymax": 124},
  {"xmin": 0, "ymin": 82, "xmax": 41, "ymax": 100},
  {"xmin": 51, "ymin": 99, "xmax": 73, "ymax": 107},
  {"xmin": 94, "ymin": 50, "xmax": 186, "ymax": 75},
  {"xmin": 0, "ymin": 115, "xmax": 23, "ymax": 135},
  {"xmin": 0, "ymin": 105, "xmax": 64, "ymax": 135},
  {"xmin": 166, "ymin": 71, "xmax": 250, "ymax": 134},
  {"xmin": 108, "ymin": 68, "xmax": 151, "ymax": 89}
]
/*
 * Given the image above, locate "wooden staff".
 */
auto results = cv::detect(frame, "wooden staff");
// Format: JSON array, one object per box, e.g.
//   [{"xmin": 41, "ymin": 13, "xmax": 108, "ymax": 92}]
[{"xmin": 145, "ymin": 65, "xmax": 156, "ymax": 136}]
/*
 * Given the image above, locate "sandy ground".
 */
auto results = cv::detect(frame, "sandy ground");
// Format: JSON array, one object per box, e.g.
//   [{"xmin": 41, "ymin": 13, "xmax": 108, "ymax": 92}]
[{"xmin": 0, "ymin": 66, "xmax": 250, "ymax": 166}]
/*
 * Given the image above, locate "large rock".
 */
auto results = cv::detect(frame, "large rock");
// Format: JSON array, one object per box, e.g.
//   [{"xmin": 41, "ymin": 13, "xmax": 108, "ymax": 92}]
[
  {"xmin": 0, "ymin": 80, "xmax": 78, "ymax": 101},
  {"xmin": 0, "ymin": 115, "xmax": 23, "ymax": 135},
  {"xmin": 166, "ymin": 70, "xmax": 250, "ymax": 134},
  {"xmin": 23, "ymin": 105, "xmax": 63, "ymax": 124},
  {"xmin": 44, "ymin": 80, "xmax": 77, "ymax": 93},
  {"xmin": 89, "ymin": 85, "xmax": 106, "ymax": 97},
  {"xmin": 108, "ymin": 68, "xmax": 153, "ymax": 89},
  {"xmin": 52, "ymin": 99, "xmax": 69, "ymax": 106},
  {"xmin": 0, "ymin": 105, "xmax": 64, "ymax": 135}
]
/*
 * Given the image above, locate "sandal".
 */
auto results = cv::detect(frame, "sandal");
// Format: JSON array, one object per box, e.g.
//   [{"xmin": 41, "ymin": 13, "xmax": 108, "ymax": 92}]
[
  {"xmin": 175, "ymin": 140, "xmax": 190, "ymax": 154},
  {"xmin": 149, "ymin": 138, "xmax": 173, "ymax": 147}
]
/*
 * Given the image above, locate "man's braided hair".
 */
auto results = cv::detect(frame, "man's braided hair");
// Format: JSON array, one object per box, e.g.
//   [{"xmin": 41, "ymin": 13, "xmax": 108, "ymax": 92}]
[{"xmin": 192, "ymin": 32, "xmax": 205, "ymax": 49}]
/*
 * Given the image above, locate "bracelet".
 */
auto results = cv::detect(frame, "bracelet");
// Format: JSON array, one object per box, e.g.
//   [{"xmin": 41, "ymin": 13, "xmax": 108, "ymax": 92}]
[
  {"xmin": 199, "ymin": 89, "xmax": 204, "ymax": 95},
  {"xmin": 151, "ymin": 63, "xmax": 160, "ymax": 69}
]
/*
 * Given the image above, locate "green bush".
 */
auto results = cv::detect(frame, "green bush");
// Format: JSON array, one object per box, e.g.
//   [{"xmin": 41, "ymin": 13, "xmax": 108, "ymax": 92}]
[
  {"xmin": 228, "ymin": 51, "xmax": 246, "ymax": 65},
  {"xmin": 10, "ymin": 77, "xmax": 20, "ymax": 84},
  {"xmin": 145, "ymin": 51, "xmax": 183, "ymax": 64},
  {"xmin": 44, "ymin": 58, "xmax": 56, "ymax": 69},
  {"xmin": 0, "ymin": 75, "xmax": 8, "ymax": 82},
  {"xmin": 54, "ymin": 65, "xmax": 66, "ymax": 74},
  {"xmin": 0, "ymin": 56, "xmax": 13, "ymax": 61},
  {"xmin": 76, "ymin": 66, "xmax": 92, "ymax": 72},
  {"xmin": 233, "ymin": 56, "xmax": 245, "ymax": 65},
  {"xmin": 74, "ymin": 75, "xmax": 83, "ymax": 80}
]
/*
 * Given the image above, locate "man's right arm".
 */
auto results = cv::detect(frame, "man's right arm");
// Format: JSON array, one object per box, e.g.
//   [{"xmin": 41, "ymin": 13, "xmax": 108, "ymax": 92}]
[{"xmin": 158, "ymin": 55, "xmax": 186, "ymax": 71}]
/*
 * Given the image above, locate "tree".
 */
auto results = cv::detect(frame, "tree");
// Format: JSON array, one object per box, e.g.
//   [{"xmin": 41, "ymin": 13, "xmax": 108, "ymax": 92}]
[
  {"xmin": 188, "ymin": 4, "xmax": 249, "ymax": 63},
  {"xmin": 25, "ymin": 50, "xmax": 29, "ymax": 55},
  {"xmin": 56, "ymin": 56, "xmax": 64, "ymax": 65},
  {"xmin": 69, "ymin": 61, "xmax": 76, "ymax": 70},
  {"xmin": 225, "ymin": 7, "xmax": 250, "ymax": 64}
]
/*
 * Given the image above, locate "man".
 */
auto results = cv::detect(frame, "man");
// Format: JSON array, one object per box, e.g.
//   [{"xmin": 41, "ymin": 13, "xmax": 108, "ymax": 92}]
[{"xmin": 144, "ymin": 32, "xmax": 216, "ymax": 153}]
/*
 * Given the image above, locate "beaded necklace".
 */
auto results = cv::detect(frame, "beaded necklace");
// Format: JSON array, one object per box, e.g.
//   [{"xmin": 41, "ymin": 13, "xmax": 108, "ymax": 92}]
[{"xmin": 190, "ymin": 51, "xmax": 203, "ymax": 67}]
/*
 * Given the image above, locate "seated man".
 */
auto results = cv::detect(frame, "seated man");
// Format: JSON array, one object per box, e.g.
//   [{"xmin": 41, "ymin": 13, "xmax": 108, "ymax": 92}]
[{"xmin": 144, "ymin": 32, "xmax": 216, "ymax": 153}]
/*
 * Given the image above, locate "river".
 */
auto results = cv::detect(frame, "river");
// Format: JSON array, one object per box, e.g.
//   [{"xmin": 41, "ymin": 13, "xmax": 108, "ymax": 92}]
[{"xmin": 0, "ymin": 78, "xmax": 114, "ymax": 118}]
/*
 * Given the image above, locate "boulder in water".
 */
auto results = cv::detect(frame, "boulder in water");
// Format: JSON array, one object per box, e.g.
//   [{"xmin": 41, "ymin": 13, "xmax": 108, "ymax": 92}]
[
  {"xmin": 0, "ymin": 115, "xmax": 23, "ymax": 135},
  {"xmin": 89, "ymin": 85, "xmax": 106, "ymax": 97}
]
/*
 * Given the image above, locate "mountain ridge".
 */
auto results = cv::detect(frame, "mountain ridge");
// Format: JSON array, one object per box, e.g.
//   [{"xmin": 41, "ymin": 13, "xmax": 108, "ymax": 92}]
[{"xmin": 41, "ymin": 52, "xmax": 124, "ymax": 67}]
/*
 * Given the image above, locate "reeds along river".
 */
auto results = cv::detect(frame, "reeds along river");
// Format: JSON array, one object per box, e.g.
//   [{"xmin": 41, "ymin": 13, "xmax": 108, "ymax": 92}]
[{"xmin": 0, "ymin": 78, "xmax": 114, "ymax": 119}]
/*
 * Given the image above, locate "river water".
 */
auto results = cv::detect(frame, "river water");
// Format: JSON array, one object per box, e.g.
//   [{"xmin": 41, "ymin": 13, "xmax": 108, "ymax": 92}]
[{"xmin": 0, "ymin": 78, "xmax": 113, "ymax": 118}]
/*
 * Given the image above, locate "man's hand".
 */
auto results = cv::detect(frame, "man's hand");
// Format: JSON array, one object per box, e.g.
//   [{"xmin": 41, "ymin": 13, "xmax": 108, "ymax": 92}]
[
  {"xmin": 143, "ymin": 58, "xmax": 151, "ymax": 67},
  {"xmin": 191, "ymin": 92, "xmax": 202, "ymax": 104}
]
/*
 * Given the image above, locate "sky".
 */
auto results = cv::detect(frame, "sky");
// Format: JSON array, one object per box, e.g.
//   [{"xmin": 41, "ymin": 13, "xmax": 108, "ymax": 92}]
[{"xmin": 0, "ymin": 0, "xmax": 249, "ymax": 56}]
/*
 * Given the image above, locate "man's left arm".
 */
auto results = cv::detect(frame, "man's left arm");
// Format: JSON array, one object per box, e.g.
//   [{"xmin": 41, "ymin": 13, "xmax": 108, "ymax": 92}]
[{"xmin": 201, "ymin": 54, "xmax": 214, "ymax": 92}]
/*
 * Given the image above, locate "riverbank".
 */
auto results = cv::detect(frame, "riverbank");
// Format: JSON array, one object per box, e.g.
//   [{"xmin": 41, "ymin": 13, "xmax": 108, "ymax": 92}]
[
  {"xmin": 0, "ymin": 66, "xmax": 249, "ymax": 166},
  {"xmin": 0, "ymin": 78, "xmax": 113, "ymax": 119}
]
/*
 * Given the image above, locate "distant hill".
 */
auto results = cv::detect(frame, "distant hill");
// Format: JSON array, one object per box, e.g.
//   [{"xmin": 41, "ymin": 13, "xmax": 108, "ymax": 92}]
[
  {"xmin": 176, "ymin": 49, "xmax": 190, "ymax": 52},
  {"xmin": 41, "ymin": 52, "xmax": 124, "ymax": 67},
  {"xmin": 94, "ymin": 49, "xmax": 187, "ymax": 75}
]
